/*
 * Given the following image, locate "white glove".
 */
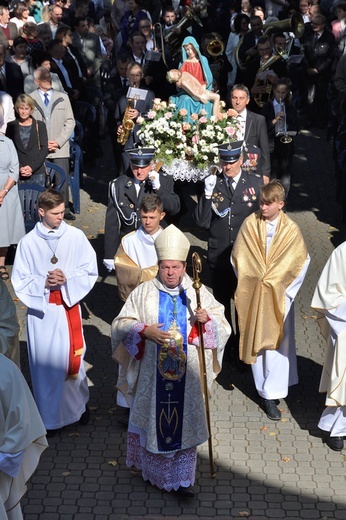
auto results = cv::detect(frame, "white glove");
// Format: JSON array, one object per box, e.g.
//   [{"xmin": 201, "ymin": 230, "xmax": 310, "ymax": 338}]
[
  {"xmin": 103, "ymin": 259, "xmax": 115, "ymax": 272},
  {"xmin": 150, "ymin": 170, "xmax": 161, "ymax": 191},
  {"xmin": 204, "ymin": 175, "xmax": 217, "ymax": 197}
]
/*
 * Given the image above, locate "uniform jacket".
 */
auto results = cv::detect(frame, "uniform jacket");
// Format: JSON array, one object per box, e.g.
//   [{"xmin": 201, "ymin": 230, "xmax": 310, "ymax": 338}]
[
  {"xmin": 29, "ymin": 89, "xmax": 75, "ymax": 159},
  {"xmin": 193, "ymin": 170, "xmax": 262, "ymax": 270},
  {"xmin": 104, "ymin": 171, "xmax": 181, "ymax": 259}
]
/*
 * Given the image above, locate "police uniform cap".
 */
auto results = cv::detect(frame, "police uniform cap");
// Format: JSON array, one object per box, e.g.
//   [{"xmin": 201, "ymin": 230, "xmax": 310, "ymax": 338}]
[
  {"xmin": 218, "ymin": 141, "xmax": 244, "ymax": 163},
  {"xmin": 126, "ymin": 147, "xmax": 155, "ymax": 167}
]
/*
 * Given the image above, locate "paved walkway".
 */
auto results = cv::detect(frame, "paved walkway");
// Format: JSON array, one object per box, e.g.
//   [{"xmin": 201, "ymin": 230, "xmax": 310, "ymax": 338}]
[{"xmin": 7, "ymin": 127, "xmax": 346, "ymax": 520}]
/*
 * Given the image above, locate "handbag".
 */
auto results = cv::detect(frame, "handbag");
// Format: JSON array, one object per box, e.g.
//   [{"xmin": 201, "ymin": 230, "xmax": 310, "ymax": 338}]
[{"xmin": 36, "ymin": 121, "xmax": 51, "ymax": 188}]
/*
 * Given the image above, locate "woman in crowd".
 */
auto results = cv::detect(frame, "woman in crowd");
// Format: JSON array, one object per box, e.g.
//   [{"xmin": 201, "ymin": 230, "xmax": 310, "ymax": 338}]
[
  {"xmin": 0, "ymin": 135, "xmax": 25, "ymax": 280},
  {"xmin": 11, "ymin": 2, "xmax": 36, "ymax": 30},
  {"xmin": 169, "ymin": 36, "xmax": 214, "ymax": 120},
  {"xmin": 226, "ymin": 13, "xmax": 250, "ymax": 90},
  {"xmin": 6, "ymin": 36, "xmax": 33, "ymax": 78},
  {"xmin": 22, "ymin": 21, "xmax": 45, "ymax": 55},
  {"xmin": 24, "ymin": 51, "xmax": 64, "ymax": 93},
  {"xmin": 120, "ymin": 0, "xmax": 150, "ymax": 51},
  {"xmin": 6, "ymin": 94, "xmax": 49, "ymax": 187}
]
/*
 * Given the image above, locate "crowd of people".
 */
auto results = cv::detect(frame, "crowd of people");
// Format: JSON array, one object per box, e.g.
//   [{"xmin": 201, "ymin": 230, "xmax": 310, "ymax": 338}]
[{"xmin": 1, "ymin": 0, "xmax": 346, "ymax": 513}]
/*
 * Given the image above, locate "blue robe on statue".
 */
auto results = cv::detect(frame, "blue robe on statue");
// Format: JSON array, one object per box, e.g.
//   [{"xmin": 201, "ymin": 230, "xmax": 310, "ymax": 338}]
[{"xmin": 170, "ymin": 36, "xmax": 214, "ymax": 122}]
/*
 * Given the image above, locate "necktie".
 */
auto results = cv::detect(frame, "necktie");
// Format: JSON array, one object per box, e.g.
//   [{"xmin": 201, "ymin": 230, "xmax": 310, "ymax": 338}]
[
  {"xmin": 44, "ymin": 93, "xmax": 49, "ymax": 106},
  {"xmin": 228, "ymin": 180, "xmax": 235, "ymax": 195},
  {"xmin": 123, "ymin": 78, "xmax": 127, "ymax": 88}
]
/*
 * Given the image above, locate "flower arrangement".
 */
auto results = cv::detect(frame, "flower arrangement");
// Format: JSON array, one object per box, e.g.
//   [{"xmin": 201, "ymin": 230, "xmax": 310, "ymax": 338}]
[{"xmin": 137, "ymin": 98, "xmax": 242, "ymax": 181}]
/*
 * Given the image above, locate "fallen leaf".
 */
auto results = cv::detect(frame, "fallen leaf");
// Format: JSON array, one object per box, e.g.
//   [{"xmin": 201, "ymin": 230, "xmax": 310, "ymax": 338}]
[
  {"xmin": 281, "ymin": 418, "xmax": 288, "ymax": 422},
  {"xmin": 87, "ymin": 235, "xmax": 95, "ymax": 239},
  {"xmin": 260, "ymin": 426, "xmax": 268, "ymax": 432},
  {"xmin": 278, "ymin": 408, "xmax": 286, "ymax": 413},
  {"xmin": 89, "ymin": 406, "xmax": 99, "ymax": 411},
  {"xmin": 68, "ymin": 432, "xmax": 80, "ymax": 437},
  {"xmin": 98, "ymin": 228, "xmax": 105, "ymax": 234},
  {"xmin": 282, "ymin": 456, "xmax": 291, "ymax": 462},
  {"xmin": 62, "ymin": 471, "xmax": 71, "ymax": 476},
  {"xmin": 228, "ymin": 383, "xmax": 234, "ymax": 390},
  {"xmin": 269, "ymin": 432, "xmax": 277, "ymax": 436},
  {"xmin": 82, "ymin": 225, "xmax": 89, "ymax": 229},
  {"xmin": 13, "ymin": 297, "xmax": 19, "ymax": 301},
  {"xmin": 108, "ymin": 460, "xmax": 118, "ymax": 466},
  {"xmin": 310, "ymin": 315, "xmax": 318, "ymax": 319},
  {"xmin": 95, "ymin": 416, "xmax": 103, "ymax": 421},
  {"xmin": 239, "ymin": 512, "xmax": 251, "ymax": 517},
  {"xmin": 302, "ymin": 316, "xmax": 307, "ymax": 320}
]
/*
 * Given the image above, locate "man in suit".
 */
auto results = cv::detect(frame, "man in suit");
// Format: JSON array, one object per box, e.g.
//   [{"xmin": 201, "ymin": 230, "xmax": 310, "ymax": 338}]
[
  {"xmin": 0, "ymin": 44, "xmax": 24, "ymax": 102},
  {"xmin": 72, "ymin": 16, "xmax": 103, "ymax": 89},
  {"xmin": 115, "ymin": 62, "xmax": 155, "ymax": 175},
  {"xmin": 0, "ymin": 6, "xmax": 18, "ymax": 50},
  {"xmin": 47, "ymin": 38, "xmax": 80, "ymax": 101},
  {"xmin": 30, "ymin": 67, "xmax": 76, "ymax": 220},
  {"xmin": 230, "ymin": 83, "xmax": 271, "ymax": 182},
  {"xmin": 237, "ymin": 15, "xmax": 263, "ymax": 84},
  {"xmin": 193, "ymin": 141, "xmax": 262, "ymax": 364},
  {"xmin": 302, "ymin": 14, "xmax": 336, "ymax": 127},
  {"xmin": 103, "ymin": 147, "xmax": 181, "ymax": 271},
  {"xmin": 39, "ymin": 5, "xmax": 63, "ymax": 39}
]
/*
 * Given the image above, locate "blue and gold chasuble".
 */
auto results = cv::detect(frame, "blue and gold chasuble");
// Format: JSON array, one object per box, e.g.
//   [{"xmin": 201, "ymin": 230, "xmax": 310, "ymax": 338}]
[{"xmin": 156, "ymin": 290, "xmax": 188, "ymax": 452}]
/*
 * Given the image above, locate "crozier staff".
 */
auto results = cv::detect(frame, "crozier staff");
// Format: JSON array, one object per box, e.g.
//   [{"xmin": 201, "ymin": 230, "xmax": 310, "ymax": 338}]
[{"xmin": 111, "ymin": 225, "xmax": 231, "ymax": 497}]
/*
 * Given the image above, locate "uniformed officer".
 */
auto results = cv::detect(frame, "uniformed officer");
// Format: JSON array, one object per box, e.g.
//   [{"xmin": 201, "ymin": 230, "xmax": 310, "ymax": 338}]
[
  {"xmin": 193, "ymin": 140, "xmax": 262, "ymax": 363},
  {"xmin": 104, "ymin": 148, "xmax": 181, "ymax": 271}
]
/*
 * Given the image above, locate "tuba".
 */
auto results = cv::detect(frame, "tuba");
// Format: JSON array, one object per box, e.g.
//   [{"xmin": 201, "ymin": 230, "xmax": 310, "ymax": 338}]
[
  {"xmin": 253, "ymin": 47, "xmax": 286, "ymax": 108},
  {"xmin": 206, "ymin": 38, "xmax": 225, "ymax": 57},
  {"xmin": 235, "ymin": 13, "xmax": 305, "ymax": 71},
  {"xmin": 117, "ymin": 98, "xmax": 135, "ymax": 145},
  {"xmin": 164, "ymin": 7, "xmax": 203, "ymax": 60}
]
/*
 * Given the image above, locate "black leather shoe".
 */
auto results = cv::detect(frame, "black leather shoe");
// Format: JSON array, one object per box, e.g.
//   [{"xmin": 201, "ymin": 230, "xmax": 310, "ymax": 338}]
[
  {"xmin": 64, "ymin": 213, "xmax": 76, "ymax": 221},
  {"xmin": 174, "ymin": 487, "xmax": 195, "ymax": 498},
  {"xmin": 79, "ymin": 405, "xmax": 90, "ymax": 425},
  {"xmin": 322, "ymin": 432, "xmax": 344, "ymax": 451},
  {"xmin": 260, "ymin": 398, "xmax": 281, "ymax": 420}
]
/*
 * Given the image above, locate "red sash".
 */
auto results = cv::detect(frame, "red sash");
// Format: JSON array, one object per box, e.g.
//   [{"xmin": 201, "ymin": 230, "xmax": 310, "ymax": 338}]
[{"xmin": 49, "ymin": 290, "xmax": 84, "ymax": 379}]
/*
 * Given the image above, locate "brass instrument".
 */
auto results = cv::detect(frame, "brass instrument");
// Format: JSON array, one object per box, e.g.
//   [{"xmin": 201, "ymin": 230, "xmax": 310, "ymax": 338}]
[
  {"xmin": 253, "ymin": 47, "xmax": 286, "ymax": 108},
  {"xmin": 117, "ymin": 98, "xmax": 135, "ymax": 145},
  {"xmin": 235, "ymin": 13, "xmax": 305, "ymax": 71},
  {"xmin": 164, "ymin": 7, "xmax": 203, "ymax": 60},
  {"xmin": 206, "ymin": 38, "xmax": 225, "ymax": 57},
  {"xmin": 275, "ymin": 97, "xmax": 293, "ymax": 144}
]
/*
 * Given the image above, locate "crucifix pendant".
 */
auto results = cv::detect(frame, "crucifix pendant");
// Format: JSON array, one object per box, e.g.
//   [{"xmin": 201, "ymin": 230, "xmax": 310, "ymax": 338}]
[{"xmin": 51, "ymin": 255, "xmax": 58, "ymax": 264}]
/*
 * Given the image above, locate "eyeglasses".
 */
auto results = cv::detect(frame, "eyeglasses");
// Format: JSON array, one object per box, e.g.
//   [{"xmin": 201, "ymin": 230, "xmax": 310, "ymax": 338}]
[{"xmin": 140, "ymin": 25, "xmax": 151, "ymax": 28}]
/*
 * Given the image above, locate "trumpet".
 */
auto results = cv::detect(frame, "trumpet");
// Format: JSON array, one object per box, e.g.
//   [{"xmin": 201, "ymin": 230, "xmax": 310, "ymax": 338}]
[{"xmin": 275, "ymin": 97, "xmax": 292, "ymax": 144}]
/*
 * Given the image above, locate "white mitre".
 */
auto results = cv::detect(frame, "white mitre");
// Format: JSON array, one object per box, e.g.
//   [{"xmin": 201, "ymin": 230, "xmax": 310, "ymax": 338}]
[{"xmin": 154, "ymin": 224, "xmax": 190, "ymax": 261}]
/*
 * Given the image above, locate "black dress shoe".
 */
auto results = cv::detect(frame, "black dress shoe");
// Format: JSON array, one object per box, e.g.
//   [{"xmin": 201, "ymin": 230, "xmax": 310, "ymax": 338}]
[
  {"xmin": 173, "ymin": 486, "xmax": 195, "ymax": 498},
  {"xmin": 322, "ymin": 432, "xmax": 344, "ymax": 451},
  {"xmin": 79, "ymin": 405, "xmax": 90, "ymax": 425},
  {"xmin": 46, "ymin": 429, "xmax": 60, "ymax": 438},
  {"xmin": 260, "ymin": 398, "xmax": 281, "ymax": 420},
  {"xmin": 64, "ymin": 213, "xmax": 76, "ymax": 221}
]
